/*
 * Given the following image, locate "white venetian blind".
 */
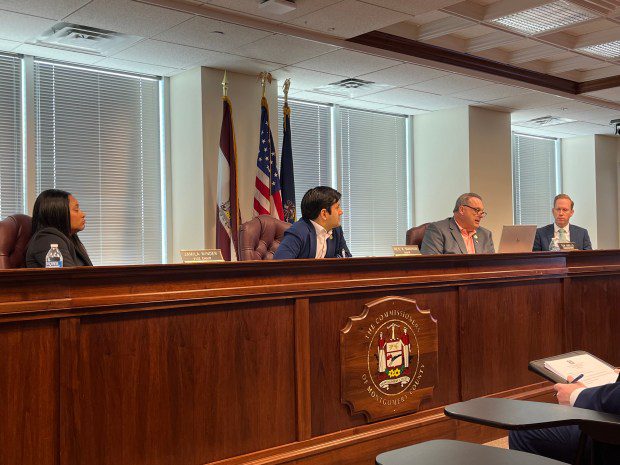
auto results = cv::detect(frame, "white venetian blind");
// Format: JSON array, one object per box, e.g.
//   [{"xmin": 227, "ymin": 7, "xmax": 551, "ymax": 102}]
[
  {"xmin": 277, "ymin": 98, "xmax": 332, "ymax": 219},
  {"xmin": 0, "ymin": 54, "xmax": 22, "ymax": 219},
  {"xmin": 513, "ymin": 133, "xmax": 557, "ymax": 226},
  {"xmin": 34, "ymin": 61, "xmax": 162, "ymax": 265},
  {"xmin": 339, "ymin": 108, "xmax": 408, "ymax": 257}
]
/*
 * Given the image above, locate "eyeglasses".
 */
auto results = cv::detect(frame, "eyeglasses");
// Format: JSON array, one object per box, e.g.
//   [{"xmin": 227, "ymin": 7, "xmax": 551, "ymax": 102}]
[{"xmin": 463, "ymin": 204, "xmax": 487, "ymax": 217}]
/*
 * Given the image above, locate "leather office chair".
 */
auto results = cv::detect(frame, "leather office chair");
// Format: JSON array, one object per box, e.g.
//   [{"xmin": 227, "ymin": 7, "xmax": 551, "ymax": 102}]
[
  {"xmin": 0, "ymin": 214, "xmax": 32, "ymax": 269},
  {"xmin": 406, "ymin": 222, "xmax": 430, "ymax": 246},
  {"xmin": 238, "ymin": 215, "xmax": 291, "ymax": 261}
]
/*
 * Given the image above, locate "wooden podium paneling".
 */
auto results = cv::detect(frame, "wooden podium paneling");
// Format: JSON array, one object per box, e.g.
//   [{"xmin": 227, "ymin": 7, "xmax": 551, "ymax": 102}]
[{"xmin": 0, "ymin": 251, "xmax": 618, "ymax": 465}]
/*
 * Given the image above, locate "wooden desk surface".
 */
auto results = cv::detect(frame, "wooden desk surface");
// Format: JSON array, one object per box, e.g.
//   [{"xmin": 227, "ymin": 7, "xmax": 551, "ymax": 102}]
[{"xmin": 1, "ymin": 251, "xmax": 618, "ymax": 465}]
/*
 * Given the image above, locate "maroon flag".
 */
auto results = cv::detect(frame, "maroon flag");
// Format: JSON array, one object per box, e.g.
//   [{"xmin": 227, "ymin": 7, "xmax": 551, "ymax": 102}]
[{"xmin": 216, "ymin": 96, "xmax": 240, "ymax": 261}]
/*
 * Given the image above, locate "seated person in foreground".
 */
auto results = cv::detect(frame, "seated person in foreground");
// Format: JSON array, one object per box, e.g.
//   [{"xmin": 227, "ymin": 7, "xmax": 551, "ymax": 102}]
[
  {"xmin": 273, "ymin": 186, "xmax": 351, "ymax": 259},
  {"xmin": 420, "ymin": 192, "xmax": 494, "ymax": 255},
  {"xmin": 510, "ymin": 375, "xmax": 620, "ymax": 464},
  {"xmin": 533, "ymin": 194, "xmax": 592, "ymax": 251},
  {"xmin": 26, "ymin": 189, "xmax": 93, "ymax": 267}
]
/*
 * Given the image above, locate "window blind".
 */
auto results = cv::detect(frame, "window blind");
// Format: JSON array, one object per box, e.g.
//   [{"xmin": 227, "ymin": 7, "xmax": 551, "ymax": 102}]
[
  {"xmin": 513, "ymin": 133, "xmax": 557, "ymax": 226},
  {"xmin": 277, "ymin": 98, "xmax": 332, "ymax": 220},
  {"xmin": 339, "ymin": 108, "xmax": 408, "ymax": 257},
  {"xmin": 34, "ymin": 61, "xmax": 162, "ymax": 265},
  {"xmin": 0, "ymin": 54, "xmax": 22, "ymax": 219}
]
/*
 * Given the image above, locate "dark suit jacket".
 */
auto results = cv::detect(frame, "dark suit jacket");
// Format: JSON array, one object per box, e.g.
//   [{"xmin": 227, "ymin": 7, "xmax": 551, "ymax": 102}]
[
  {"xmin": 420, "ymin": 217, "xmax": 495, "ymax": 255},
  {"xmin": 273, "ymin": 218, "xmax": 351, "ymax": 259},
  {"xmin": 574, "ymin": 382, "xmax": 620, "ymax": 464},
  {"xmin": 532, "ymin": 224, "xmax": 592, "ymax": 251},
  {"xmin": 26, "ymin": 227, "xmax": 93, "ymax": 268}
]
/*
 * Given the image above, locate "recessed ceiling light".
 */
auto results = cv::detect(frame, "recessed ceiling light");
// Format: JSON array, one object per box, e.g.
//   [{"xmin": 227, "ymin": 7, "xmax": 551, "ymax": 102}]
[
  {"xmin": 577, "ymin": 40, "xmax": 620, "ymax": 59},
  {"xmin": 490, "ymin": 1, "xmax": 596, "ymax": 35},
  {"xmin": 515, "ymin": 115, "xmax": 577, "ymax": 128}
]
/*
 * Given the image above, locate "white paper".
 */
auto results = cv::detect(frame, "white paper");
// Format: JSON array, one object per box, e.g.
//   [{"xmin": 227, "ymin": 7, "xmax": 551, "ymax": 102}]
[{"xmin": 544, "ymin": 354, "xmax": 617, "ymax": 387}]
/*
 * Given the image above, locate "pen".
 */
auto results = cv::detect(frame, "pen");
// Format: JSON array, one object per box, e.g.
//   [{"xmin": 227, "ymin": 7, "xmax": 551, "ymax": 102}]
[{"xmin": 554, "ymin": 373, "xmax": 584, "ymax": 397}]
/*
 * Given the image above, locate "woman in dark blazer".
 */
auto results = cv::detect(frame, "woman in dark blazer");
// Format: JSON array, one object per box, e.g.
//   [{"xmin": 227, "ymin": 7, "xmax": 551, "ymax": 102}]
[{"xmin": 26, "ymin": 189, "xmax": 93, "ymax": 268}]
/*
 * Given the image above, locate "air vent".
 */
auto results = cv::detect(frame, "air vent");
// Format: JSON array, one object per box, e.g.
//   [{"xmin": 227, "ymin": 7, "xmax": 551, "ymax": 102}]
[
  {"xmin": 514, "ymin": 116, "xmax": 577, "ymax": 128},
  {"xmin": 313, "ymin": 78, "xmax": 392, "ymax": 97},
  {"xmin": 490, "ymin": 1, "xmax": 596, "ymax": 35},
  {"xmin": 259, "ymin": 0, "xmax": 296, "ymax": 15},
  {"xmin": 30, "ymin": 23, "xmax": 140, "ymax": 56}
]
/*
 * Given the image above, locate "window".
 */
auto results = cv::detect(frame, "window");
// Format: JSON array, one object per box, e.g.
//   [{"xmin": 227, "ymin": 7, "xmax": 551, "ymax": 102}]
[
  {"xmin": 512, "ymin": 133, "xmax": 558, "ymax": 226},
  {"xmin": 277, "ymin": 98, "xmax": 332, "ymax": 220},
  {"xmin": 0, "ymin": 54, "xmax": 22, "ymax": 219},
  {"xmin": 339, "ymin": 108, "xmax": 408, "ymax": 257},
  {"xmin": 34, "ymin": 61, "xmax": 162, "ymax": 265}
]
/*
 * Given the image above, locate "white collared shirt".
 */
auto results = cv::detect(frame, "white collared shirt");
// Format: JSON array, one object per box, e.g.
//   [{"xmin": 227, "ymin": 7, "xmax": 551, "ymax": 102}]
[
  {"xmin": 310, "ymin": 220, "xmax": 332, "ymax": 259},
  {"xmin": 554, "ymin": 223, "xmax": 571, "ymax": 242}
]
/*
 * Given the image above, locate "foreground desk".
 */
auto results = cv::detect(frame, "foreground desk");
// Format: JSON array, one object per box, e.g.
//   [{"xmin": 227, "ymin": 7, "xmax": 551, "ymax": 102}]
[{"xmin": 1, "ymin": 251, "xmax": 619, "ymax": 465}]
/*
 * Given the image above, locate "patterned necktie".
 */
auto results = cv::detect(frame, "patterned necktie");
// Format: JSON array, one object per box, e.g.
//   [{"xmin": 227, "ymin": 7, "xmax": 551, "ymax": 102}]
[{"xmin": 558, "ymin": 228, "xmax": 567, "ymax": 242}]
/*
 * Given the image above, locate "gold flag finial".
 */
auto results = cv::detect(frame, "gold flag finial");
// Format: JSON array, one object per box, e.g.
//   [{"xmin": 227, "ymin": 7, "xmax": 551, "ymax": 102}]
[
  {"xmin": 222, "ymin": 70, "xmax": 228, "ymax": 97},
  {"xmin": 283, "ymin": 78, "xmax": 291, "ymax": 104},
  {"xmin": 257, "ymin": 72, "xmax": 272, "ymax": 98}
]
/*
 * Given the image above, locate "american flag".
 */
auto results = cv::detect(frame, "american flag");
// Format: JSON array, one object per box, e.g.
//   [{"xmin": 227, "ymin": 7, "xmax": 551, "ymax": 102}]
[{"xmin": 253, "ymin": 97, "xmax": 284, "ymax": 220}]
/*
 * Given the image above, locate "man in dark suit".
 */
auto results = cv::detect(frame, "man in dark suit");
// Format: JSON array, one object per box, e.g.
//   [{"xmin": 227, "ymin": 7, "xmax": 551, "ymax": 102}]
[
  {"xmin": 510, "ymin": 377, "xmax": 620, "ymax": 464},
  {"xmin": 273, "ymin": 186, "xmax": 351, "ymax": 260},
  {"xmin": 420, "ymin": 192, "xmax": 495, "ymax": 255},
  {"xmin": 533, "ymin": 194, "xmax": 592, "ymax": 251}
]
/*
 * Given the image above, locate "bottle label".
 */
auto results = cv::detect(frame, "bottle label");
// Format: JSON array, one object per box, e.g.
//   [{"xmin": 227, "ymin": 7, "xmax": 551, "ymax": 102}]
[{"xmin": 46, "ymin": 259, "xmax": 63, "ymax": 268}]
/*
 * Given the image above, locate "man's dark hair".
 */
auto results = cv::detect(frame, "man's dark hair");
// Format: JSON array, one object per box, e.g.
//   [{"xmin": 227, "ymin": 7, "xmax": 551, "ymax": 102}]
[
  {"xmin": 301, "ymin": 186, "xmax": 341, "ymax": 220},
  {"xmin": 31, "ymin": 189, "xmax": 72, "ymax": 237}
]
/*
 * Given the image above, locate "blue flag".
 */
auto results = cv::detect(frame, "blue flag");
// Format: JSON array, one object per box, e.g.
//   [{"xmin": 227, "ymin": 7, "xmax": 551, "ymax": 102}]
[{"xmin": 280, "ymin": 101, "xmax": 296, "ymax": 223}]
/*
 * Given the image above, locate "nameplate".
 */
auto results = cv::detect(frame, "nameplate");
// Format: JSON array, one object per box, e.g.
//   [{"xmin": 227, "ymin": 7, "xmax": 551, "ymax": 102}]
[
  {"xmin": 180, "ymin": 249, "xmax": 225, "ymax": 263},
  {"xmin": 392, "ymin": 245, "xmax": 421, "ymax": 256},
  {"xmin": 558, "ymin": 242, "xmax": 576, "ymax": 251}
]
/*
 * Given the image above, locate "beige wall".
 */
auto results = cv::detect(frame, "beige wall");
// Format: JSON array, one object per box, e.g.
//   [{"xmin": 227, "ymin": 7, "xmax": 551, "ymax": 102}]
[
  {"xmin": 595, "ymin": 135, "xmax": 619, "ymax": 249},
  {"xmin": 561, "ymin": 136, "xmax": 598, "ymax": 248},
  {"xmin": 170, "ymin": 67, "xmax": 278, "ymax": 261},
  {"xmin": 468, "ymin": 107, "xmax": 512, "ymax": 243},
  {"xmin": 413, "ymin": 107, "xmax": 470, "ymax": 225}
]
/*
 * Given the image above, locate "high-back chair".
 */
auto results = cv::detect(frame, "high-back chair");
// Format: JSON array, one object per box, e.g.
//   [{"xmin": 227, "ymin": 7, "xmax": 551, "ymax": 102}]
[
  {"xmin": 0, "ymin": 214, "xmax": 32, "ymax": 269},
  {"xmin": 238, "ymin": 215, "xmax": 291, "ymax": 261}
]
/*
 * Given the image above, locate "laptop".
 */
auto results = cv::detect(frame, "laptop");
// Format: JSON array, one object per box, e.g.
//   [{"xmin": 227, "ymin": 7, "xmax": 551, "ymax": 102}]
[{"xmin": 497, "ymin": 225, "xmax": 537, "ymax": 253}]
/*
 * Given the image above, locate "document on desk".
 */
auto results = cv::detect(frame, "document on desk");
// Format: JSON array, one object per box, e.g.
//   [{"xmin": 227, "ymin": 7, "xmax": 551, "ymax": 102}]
[{"xmin": 544, "ymin": 353, "xmax": 618, "ymax": 387}]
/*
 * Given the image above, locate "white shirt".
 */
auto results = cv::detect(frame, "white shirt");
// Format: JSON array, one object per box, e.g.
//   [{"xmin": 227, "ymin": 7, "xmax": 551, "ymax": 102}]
[
  {"xmin": 570, "ymin": 387, "xmax": 585, "ymax": 406},
  {"xmin": 310, "ymin": 220, "xmax": 332, "ymax": 259},
  {"xmin": 554, "ymin": 223, "xmax": 571, "ymax": 242}
]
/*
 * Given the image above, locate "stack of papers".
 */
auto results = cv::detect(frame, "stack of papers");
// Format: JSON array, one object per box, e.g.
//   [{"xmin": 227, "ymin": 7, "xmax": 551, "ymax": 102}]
[{"xmin": 544, "ymin": 353, "xmax": 617, "ymax": 387}]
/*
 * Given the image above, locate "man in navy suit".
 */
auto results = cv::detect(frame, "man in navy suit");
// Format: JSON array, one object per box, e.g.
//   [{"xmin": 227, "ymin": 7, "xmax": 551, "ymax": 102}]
[
  {"xmin": 510, "ymin": 377, "xmax": 620, "ymax": 464},
  {"xmin": 274, "ymin": 186, "xmax": 351, "ymax": 260},
  {"xmin": 533, "ymin": 194, "xmax": 592, "ymax": 251}
]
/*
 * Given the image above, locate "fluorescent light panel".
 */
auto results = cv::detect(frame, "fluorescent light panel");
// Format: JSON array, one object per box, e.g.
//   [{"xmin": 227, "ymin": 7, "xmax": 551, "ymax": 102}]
[
  {"xmin": 578, "ymin": 40, "xmax": 620, "ymax": 59},
  {"xmin": 491, "ymin": 1, "xmax": 596, "ymax": 35}
]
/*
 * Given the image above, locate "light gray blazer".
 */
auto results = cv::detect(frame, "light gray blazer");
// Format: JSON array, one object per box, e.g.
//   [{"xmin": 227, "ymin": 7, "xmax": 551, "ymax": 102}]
[{"xmin": 420, "ymin": 217, "xmax": 495, "ymax": 255}]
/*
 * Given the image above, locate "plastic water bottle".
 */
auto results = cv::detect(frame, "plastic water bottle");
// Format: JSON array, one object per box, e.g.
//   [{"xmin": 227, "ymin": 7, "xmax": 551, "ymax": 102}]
[
  {"xmin": 549, "ymin": 237, "xmax": 560, "ymax": 252},
  {"xmin": 45, "ymin": 244, "xmax": 63, "ymax": 268}
]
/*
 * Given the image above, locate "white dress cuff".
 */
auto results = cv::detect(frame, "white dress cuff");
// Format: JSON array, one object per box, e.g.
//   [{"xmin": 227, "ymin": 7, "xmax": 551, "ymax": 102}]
[{"xmin": 569, "ymin": 387, "xmax": 586, "ymax": 406}]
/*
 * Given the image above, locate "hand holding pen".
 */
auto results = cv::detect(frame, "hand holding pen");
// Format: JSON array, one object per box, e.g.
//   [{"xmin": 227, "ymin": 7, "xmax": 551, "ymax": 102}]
[{"xmin": 553, "ymin": 373, "xmax": 585, "ymax": 405}]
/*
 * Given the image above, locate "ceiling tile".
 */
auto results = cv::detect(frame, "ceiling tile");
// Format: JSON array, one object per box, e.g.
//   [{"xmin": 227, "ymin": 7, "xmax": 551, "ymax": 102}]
[
  {"xmin": 288, "ymin": 0, "xmax": 412, "ymax": 39},
  {"xmin": 546, "ymin": 121, "xmax": 614, "ymax": 136},
  {"xmin": 361, "ymin": 0, "xmax": 462, "ymax": 15},
  {"xmin": 113, "ymin": 39, "xmax": 228, "ymax": 69},
  {"xmin": 95, "ymin": 57, "xmax": 181, "ymax": 76},
  {"xmin": 449, "ymin": 83, "xmax": 531, "ymax": 101},
  {"xmin": 232, "ymin": 33, "xmax": 339, "ymax": 65},
  {"xmin": 205, "ymin": 54, "xmax": 284, "ymax": 74},
  {"xmin": 338, "ymin": 98, "xmax": 393, "ymax": 111},
  {"xmin": 357, "ymin": 63, "xmax": 448, "ymax": 87},
  {"xmin": 485, "ymin": 91, "xmax": 572, "ymax": 110},
  {"xmin": 0, "ymin": 38, "xmax": 20, "ymax": 52},
  {"xmin": 155, "ymin": 16, "xmax": 272, "ymax": 52},
  {"xmin": 0, "ymin": 10, "xmax": 55, "ymax": 42},
  {"xmin": 381, "ymin": 105, "xmax": 429, "ymax": 115},
  {"xmin": 271, "ymin": 66, "xmax": 347, "ymax": 91},
  {"xmin": 64, "ymin": 0, "xmax": 192, "ymax": 38},
  {"xmin": 14, "ymin": 43, "xmax": 103, "ymax": 64},
  {"xmin": 287, "ymin": 90, "xmax": 348, "ymax": 104},
  {"xmin": 406, "ymin": 74, "xmax": 492, "ymax": 94},
  {"xmin": 205, "ymin": 0, "xmax": 341, "ymax": 22},
  {"xmin": 0, "ymin": 0, "xmax": 89, "ymax": 20},
  {"xmin": 362, "ymin": 87, "xmax": 475, "ymax": 110},
  {"xmin": 585, "ymin": 87, "xmax": 620, "ymax": 103},
  {"xmin": 295, "ymin": 49, "xmax": 401, "ymax": 77}
]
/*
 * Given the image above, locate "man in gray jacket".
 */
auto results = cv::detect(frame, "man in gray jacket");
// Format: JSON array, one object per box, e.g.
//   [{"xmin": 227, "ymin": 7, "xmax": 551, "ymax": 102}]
[{"xmin": 421, "ymin": 193, "xmax": 495, "ymax": 255}]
